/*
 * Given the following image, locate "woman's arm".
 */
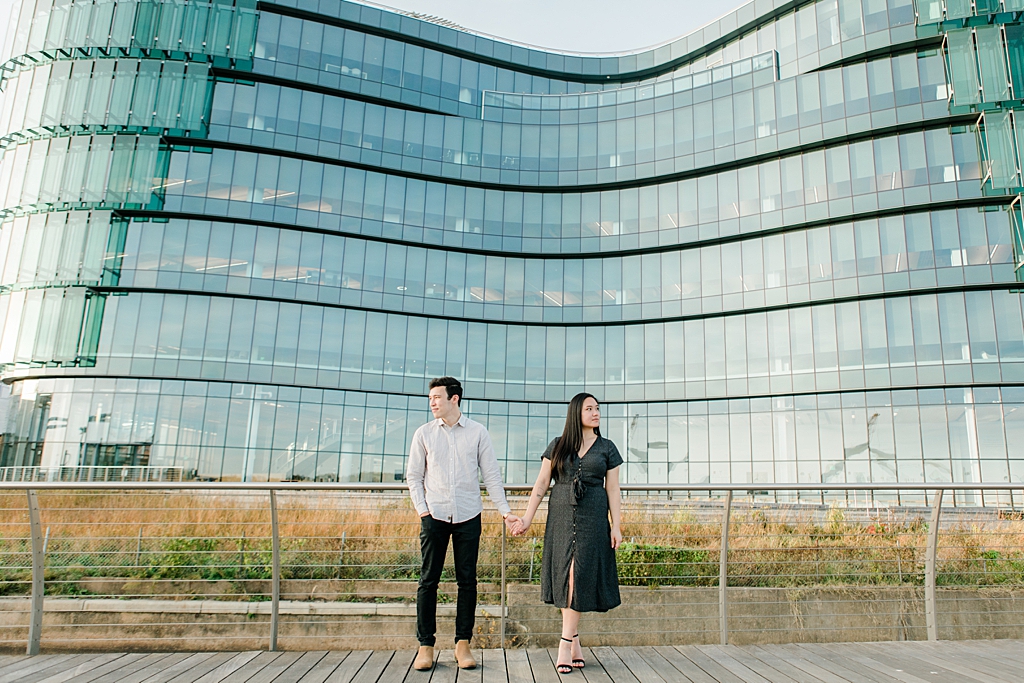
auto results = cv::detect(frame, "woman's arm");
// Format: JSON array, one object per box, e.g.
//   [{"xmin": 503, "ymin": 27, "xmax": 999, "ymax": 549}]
[
  {"xmin": 605, "ymin": 466, "xmax": 622, "ymax": 550},
  {"xmin": 516, "ymin": 458, "xmax": 554, "ymax": 533}
]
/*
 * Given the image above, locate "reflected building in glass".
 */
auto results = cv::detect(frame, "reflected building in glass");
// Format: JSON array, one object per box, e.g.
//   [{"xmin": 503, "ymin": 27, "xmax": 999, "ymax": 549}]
[{"xmin": 1, "ymin": 0, "xmax": 1023, "ymax": 488}]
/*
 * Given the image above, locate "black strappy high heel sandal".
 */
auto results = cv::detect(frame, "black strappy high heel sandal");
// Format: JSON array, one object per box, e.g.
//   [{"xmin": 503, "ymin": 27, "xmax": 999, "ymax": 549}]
[
  {"xmin": 572, "ymin": 634, "xmax": 585, "ymax": 668},
  {"xmin": 557, "ymin": 637, "xmax": 573, "ymax": 674}
]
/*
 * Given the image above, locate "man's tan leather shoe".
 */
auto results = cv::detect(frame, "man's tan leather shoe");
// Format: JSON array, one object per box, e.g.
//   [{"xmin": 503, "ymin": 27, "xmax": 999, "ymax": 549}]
[
  {"xmin": 413, "ymin": 645, "xmax": 434, "ymax": 671},
  {"xmin": 454, "ymin": 640, "xmax": 476, "ymax": 669}
]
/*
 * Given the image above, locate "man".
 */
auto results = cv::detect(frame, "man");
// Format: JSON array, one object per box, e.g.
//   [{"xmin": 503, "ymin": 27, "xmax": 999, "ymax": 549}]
[{"xmin": 406, "ymin": 377, "xmax": 521, "ymax": 671}]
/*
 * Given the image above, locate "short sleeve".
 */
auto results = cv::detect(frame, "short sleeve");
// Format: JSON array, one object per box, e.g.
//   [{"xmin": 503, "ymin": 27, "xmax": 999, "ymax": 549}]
[
  {"xmin": 605, "ymin": 439, "xmax": 624, "ymax": 470},
  {"xmin": 541, "ymin": 437, "xmax": 559, "ymax": 460}
]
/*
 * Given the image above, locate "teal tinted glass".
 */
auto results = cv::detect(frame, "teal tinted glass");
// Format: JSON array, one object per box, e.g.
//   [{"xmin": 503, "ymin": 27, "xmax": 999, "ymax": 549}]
[
  {"xmin": 1011, "ymin": 203, "xmax": 1024, "ymax": 274},
  {"xmin": 947, "ymin": 29, "xmax": 981, "ymax": 106},
  {"xmin": 975, "ymin": 0, "xmax": 1001, "ymax": 13},
  {"xmin": 977, "ymin": 25, "xmax": 1010, "ymax": 103},
  {"xmin": 915, "ymin": 0, "xmax": 943, "ymax": 24},
  {"xmin": 1006, "ymin": 0, "xmax": 1024, "ymax": 10},
  {"xmin": 986, "ymin": 110, "xmax": 1018, "ymax": 189},
  {"xmin": 945, "ymin": 0, "xmax": 973, "ymax": 19},
  {"xmin": 1013, "ymin": 112, "xmax": 1024, "ymax": 187},
  {"xmin": 1006, "ymin": 25, "xmax": 1024, "ymax": 98}
]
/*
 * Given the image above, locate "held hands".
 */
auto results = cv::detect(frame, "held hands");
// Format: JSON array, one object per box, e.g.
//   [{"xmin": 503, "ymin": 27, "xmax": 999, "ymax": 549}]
[
  {"xmin": 610, "ymin": 524, "xmax": 622, "ymax": 550},
  {"xmin": 507, "ymin": 515, "xmax": 530, "ymax": 536},
  {"xmin": 504, "ymin": 513, "xmax": 524, "ymax": 534}
]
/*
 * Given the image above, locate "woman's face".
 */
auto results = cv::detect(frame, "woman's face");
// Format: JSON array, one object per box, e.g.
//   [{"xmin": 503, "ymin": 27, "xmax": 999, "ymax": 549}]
[{"xmin": 580, "ymin": 397, "xmax": 600, "ymax": 430}]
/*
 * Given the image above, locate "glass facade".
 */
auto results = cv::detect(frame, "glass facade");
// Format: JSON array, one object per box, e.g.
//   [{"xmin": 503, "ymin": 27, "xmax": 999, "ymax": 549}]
[{"xmin": 0, "ymin": 0, "xmax": 1022, "ymax": 486}]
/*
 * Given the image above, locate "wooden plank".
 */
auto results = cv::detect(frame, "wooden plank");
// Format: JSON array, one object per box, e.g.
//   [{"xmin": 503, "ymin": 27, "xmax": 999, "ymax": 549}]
[
  {"xmin": 455, "ymin": 648, "xmax": 483, "ymax": 683},
  {"xmin": 0, "ymin": 655, "xmax": 90, "ymax": 683},
  {"xmin": 808, "ymin": 644, "xmax": 932, "ymax": 683},
  {"xmin": 272, "ymin": 651, "xmax": 329, "ymax": 683},
  {"xmin": 348, "ymin": 650, "xmax": 394, "ymax": 683},
  {"xmin": 17, "ymin": 655, "xmax": 122, "ymax": 683},
  {"xmin": 376, "ymin": 650, "xmax": 413, "ymax": 682},
  {"xmin": 36, "ymin": 654, "xmax": 140, "ymax": 683},
  {"xmin": 215, "ymin": 653, "xmax": 283, "ymax": 683},
  {"xmin": 0, "ymin": 656, "xmax": 29, "ymax": 670},
  {"xmin": 479, "ymin": 649, "xmax": 506, "ymax": 683},
  {"xmin": 962, "ymin": 638, "xmax": 1024, "ymax": 663},
  {"xmin": 298, "ymin": 651, "xmax": 351, "ymax": 683},
  {"xmin": 166, "ymin": 653, "xmax": 245, "ymax": 683},
  {"xmin": 66, "ymin": 653, "xmax": 171, "ymax": 683},
  {"xmin": 226, "ymin": 652, "xmax": 303, "ymax": 683},
  {"xmin": 892, "ymin": 643, "xmax": 1014, "ymax": 683},
  {"xmin": 611, "ymin": 647, "xmax": 667, "ymax": 683},
  {"xmin": 0, "ymin": 654, "xmax": 82, "ymax": 683},
  {"xmin": 692, "ymin": 647, "xmax": 771, "ymax": 683},
  {"xmin": 525, "ymin": 649, "xmax": 559, "ymax": 683},
  {"xmin": 1, "ymin": 655, "xmax": 102, "ymax": 683},
  {"xmin": 741, "ymin": 645, "xmax": 834, "ymax": 683},
  {"xmin": 589, "ymin": 647, "xmax": 640, "ymax": 683},
  {"xmin": 127, "ymin": 653, "xmax": 219, "ymax": 683},
  {"xmin": 87, "ymin": 653, "xmax": 192, "ymax": 683},
  {"xmin": 427, "ymin": 649, "xmax": 457, "ymax": 683},
  {"xmin": 189, "ymin": 652, "xmax": 263, "ymax": 683},
  {"xmin": 503, "ymin": 648, "xmax": 533, "ymax": 683},
  {"xmin": 846, "ymin": 643, "xmax": 964, "ymax": 683},
  {"xmin": 947, "ymin": 640, "xmax": 1024, "ymax": 672},
  {"xmin": 670, "ymin": 646, "xmax": 745, "ymax": 683},
  {"xmin": 324, "ymin": 649, "xmax": 371, "ymax": 683},
  {"xmin": 703, "ymin": 646, "xmax": 789, "ymax": 683},
  {"xmin": 787, "ymin": 644, "xmax": 892, "ymax": 683},
  {"xmin": 644, "ymin": 646, "xmax": 715, "ymax": 683},
  {"xmin": 631, "ymin": 647, "xmax": 698, "ymax": 683},
  {"xmin": 577, "ymin": 647, "xmax": 614, "ymax": 683}
]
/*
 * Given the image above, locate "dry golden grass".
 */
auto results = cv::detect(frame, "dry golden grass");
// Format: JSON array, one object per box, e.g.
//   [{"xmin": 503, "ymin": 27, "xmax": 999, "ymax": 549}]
[{"xmin": 0, "ymin": 491, "xmax": 1020, "ymax": 592}]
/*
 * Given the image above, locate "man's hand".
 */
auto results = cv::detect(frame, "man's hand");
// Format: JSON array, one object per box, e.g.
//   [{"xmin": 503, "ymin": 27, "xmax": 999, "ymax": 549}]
[{"xmin": 503, "ymin": 514, "xmax": 522, "ymax": 534}]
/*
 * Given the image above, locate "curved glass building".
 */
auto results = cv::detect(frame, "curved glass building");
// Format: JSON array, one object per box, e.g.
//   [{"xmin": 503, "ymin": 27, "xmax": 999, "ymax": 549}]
[{"xmin": 1, "ymin": 0, "xmax": 1023, "ymax": 487}]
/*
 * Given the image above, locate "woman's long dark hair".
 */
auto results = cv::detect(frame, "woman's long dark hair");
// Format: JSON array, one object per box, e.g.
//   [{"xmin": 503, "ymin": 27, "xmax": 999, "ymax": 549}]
[{"xmin": 550, "ymin": 392, "xmax": 601, "ymax": 482}]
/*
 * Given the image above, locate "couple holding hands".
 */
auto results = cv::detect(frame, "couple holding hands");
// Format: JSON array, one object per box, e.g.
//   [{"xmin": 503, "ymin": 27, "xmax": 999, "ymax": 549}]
[{"xmin": 407, "ymin": 377, "xmax": 623, "ymax": 675}]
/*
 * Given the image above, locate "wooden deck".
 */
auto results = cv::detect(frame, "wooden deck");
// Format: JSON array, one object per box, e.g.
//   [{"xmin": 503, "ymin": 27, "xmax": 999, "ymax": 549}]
[{"xmin": 0, "ymin": 640, "xmax": 1021, "ymax": 683}]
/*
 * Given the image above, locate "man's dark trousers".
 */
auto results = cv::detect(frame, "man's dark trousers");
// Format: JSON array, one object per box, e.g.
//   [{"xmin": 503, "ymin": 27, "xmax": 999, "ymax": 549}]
[{"xmin": 416, "ymin": 513, "xmax": 481, "ymax": 646}]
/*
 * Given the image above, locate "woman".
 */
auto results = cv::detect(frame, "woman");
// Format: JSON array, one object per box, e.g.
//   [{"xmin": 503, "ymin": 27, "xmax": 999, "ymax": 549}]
[{"xmin": 511, "ymin": 392, "xmax": 622, "ymax": 675}]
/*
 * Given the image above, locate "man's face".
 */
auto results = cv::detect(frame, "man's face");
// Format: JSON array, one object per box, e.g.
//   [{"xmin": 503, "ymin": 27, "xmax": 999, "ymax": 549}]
[{"xmin": 429, "ymin": 386, "xmax": 459, "ymax": 421}]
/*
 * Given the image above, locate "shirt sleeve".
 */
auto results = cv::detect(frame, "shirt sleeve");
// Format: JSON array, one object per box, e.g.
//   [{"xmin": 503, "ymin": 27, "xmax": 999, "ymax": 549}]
[
  {"xmin": 477, "ymin": 426, "xmax": 511, "ymax": 517},
  {"xmin": 606, "ymin": 439, "xmax": 624, "ymax": 470},
  {"xmin": 407, "ymin": 427, "xmax": 429, "ymax": 516},
  {"xmin": 541, "ymin": 437, "xmax": 559, "ymax": 460}
]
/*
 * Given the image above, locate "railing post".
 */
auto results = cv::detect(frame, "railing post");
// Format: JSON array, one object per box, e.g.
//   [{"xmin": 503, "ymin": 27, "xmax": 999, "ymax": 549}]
[
  {"xmin": 26, "ymin": 489, "xmax": 43, "ymax": 656},
  {"xmin": 719, "ymin": 490, "xmax": 733, "ymax": 646},
  {"xmin": 500, "ymin": 516, "xmax": 507, "ymax": 649},
  {"xmin": 269, "ymin": 490, "xmax": 280, "ymax": 652},
  {"xmin": 925, "ymin": 488, "xmax": 943, "ymax": 642}
]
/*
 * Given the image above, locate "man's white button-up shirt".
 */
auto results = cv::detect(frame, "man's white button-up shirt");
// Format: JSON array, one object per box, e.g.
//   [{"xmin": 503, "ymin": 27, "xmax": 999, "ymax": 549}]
[{"xmin": 406, "ymin": 413, "xmax": 512, "ymax": 524}]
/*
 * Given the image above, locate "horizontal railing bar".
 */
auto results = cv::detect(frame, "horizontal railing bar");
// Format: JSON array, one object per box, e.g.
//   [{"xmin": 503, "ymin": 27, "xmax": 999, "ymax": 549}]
[{"xmin": 0, "ymin": 482, "xmax": 1022, "ymax": 492}]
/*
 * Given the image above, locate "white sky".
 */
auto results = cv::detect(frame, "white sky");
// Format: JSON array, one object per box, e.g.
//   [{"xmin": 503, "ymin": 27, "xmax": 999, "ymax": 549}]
[
  {"xmin": 0, "ymin": 0, "xmax": 749, "ymax": 57},
  {"xmin": 362, "ymin": 0, "xmax": 751, "ymax": 53}
]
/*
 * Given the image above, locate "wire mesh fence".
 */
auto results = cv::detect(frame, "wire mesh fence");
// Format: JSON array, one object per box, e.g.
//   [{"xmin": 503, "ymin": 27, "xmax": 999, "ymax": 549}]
[{"xmin": 0, "ymin": 483, "xmax": 1021, "ymax": 653}]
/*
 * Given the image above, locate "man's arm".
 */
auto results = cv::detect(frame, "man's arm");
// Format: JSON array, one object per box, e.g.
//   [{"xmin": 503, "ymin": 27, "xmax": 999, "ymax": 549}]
[
  {"xmin": 476, "ymin": 427, "xmax": 512, "ymax": 519},
  {"xmin": 407, "ymin": 428, "xmax": 429, "ymax": 517}
]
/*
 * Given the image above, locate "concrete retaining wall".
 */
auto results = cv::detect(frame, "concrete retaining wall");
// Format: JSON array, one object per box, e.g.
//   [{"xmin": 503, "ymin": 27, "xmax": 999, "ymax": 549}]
[{"xmin": 0, "ymin": 584, "xmax": 1021, "ymax": 652}]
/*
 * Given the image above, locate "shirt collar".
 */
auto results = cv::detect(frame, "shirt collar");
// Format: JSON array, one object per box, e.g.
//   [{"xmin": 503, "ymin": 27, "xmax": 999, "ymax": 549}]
[{"xmin": 435, "ymin": 413, "xmax": 467, "ymax": 429}]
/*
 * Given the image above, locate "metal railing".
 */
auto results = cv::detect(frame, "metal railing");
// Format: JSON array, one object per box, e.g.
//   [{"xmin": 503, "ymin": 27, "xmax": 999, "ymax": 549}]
[
  {"xmin": 0, "ymin": 481, "xmax": 1022, "ymax": 654},
  {"xmin": 0, "ymin": 466, "xmax": 185, "ymax": 483}
]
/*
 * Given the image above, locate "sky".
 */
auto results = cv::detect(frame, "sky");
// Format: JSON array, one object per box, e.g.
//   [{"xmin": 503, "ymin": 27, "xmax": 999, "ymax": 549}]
[
  {"xmin": 361, "ymin": 0, "xmax": 751, "ymax": 53},
  {"xmin": 0, "ymin": 0, "xmax": 749, "ymax": 57}
]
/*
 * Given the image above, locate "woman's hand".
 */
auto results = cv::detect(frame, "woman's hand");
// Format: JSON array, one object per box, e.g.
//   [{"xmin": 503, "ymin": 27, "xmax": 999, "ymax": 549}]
[
  {"xmin": 610, "ymin": 524, "xmax": 622, "ymax": 550},
  {"xmin": 512, "ymin": 518, "xmax": 530, "ymax": 536}
]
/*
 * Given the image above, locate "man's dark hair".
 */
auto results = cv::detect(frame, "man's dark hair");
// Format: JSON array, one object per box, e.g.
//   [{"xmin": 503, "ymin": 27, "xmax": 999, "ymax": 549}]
[{"xmin": 428, "ymin": 377, "xmax": 463, "ymax": 404}]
